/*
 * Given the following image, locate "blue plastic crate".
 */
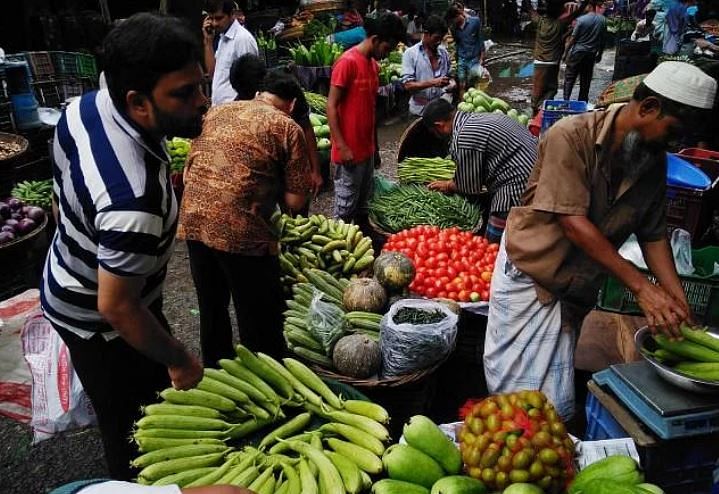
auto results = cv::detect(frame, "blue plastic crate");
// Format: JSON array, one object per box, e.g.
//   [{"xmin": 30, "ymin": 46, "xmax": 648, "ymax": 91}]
[
  {"xmin": 585, "ymin": 391, "xmax": 630, "ymax": 440},
  {"xmin": 541, "ymin": 99, "xmax": 588, "ymax": 132}
]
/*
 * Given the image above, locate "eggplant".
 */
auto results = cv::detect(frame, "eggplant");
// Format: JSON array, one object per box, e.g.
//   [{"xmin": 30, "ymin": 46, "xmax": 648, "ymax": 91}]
[
  {"xmin": 0, "ymin": 202, "xmax": 9, "ymax": 220},
  {"xmin": 7, "ymin": 198, "xmax": 23, "ymax": 210},
  {"xmin": 0, "ymin": 231, "xmax": 15, "ymax": 244},
  {"xmin": 4, "ymin": 218, "xmax": 19, "ymax": 231},
  {"xmin": 17, "ymin": 218, "xmax": 36, "ymax": 234},
  {"xmin": 10, "ymin": 212, "xmax": 22, "ymax": 220},
  {"xmin": 25, "ymin": 207, "xmax": 45, "ymax": 223},
  {"xmin": 1, "ymin": 225, "xmax": 14, "ymax": 233}
]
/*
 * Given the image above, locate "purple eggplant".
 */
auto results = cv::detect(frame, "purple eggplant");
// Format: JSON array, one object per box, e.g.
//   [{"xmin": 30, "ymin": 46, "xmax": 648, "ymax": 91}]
[
  {"xmin": 17, "ymin": 218, "xmax": 36, "ymax": 234},
  {"xmin": 0, "ymin": 231, "xmax": 15, "ymax": 244},
  {"xmin": 0, "ymin": 202, "xmax": 9, "ymax": 220},
  {"xmin": 7, "ymin": 198, "xmax": 23, "ymax": 211}
]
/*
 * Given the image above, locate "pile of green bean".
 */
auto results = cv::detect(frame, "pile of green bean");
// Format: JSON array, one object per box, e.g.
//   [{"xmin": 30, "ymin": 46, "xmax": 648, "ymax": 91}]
[
  {"xmin": 397, "ymin": 157, "xmax": 456, "ymax": 185},
  {"xmin": 369, "ymin": 185, "xmax": 482, "ymax": 233}
]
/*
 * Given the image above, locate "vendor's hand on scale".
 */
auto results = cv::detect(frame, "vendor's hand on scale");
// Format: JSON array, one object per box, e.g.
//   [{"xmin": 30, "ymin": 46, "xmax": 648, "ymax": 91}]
[
  {"xmin": 433, "ymin": 76, "xmax": 451, "ymax": 88},
  {"xmin": 634, "ymin": 280, "xmax": 692, "ymax": 339}
]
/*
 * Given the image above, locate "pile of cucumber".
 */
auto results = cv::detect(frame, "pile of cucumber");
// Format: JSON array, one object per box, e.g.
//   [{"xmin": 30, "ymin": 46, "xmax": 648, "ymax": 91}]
[
  {"xmin": 650, "ymin": 323, "xmax": 719, "ymax": 381},
  {"xmin": 133, "ymin": 344, "xmax": 391, "ymax": 492},
  {"xmin": 274, "ymin": 213, "xmax": 375, "ymax": 289}
]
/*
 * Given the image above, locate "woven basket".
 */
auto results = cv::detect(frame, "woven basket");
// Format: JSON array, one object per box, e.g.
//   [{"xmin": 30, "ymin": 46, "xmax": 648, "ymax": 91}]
[
  {"xmin": 278, "ymin": 25, "xmax": 306, "ymax": 41},
  {"xmin": 311, "ymin": 359, "xmax": 443, "ymax": 389},
  {"xmin": 0, "ymin": 132, "xmax": 29, "ymax": 162},
  {"xmin": 368, "ymin": 215, "xmax": 393, "ymax": 239},
  {"xmin": 302, "ymin": 0, "xmax": 344, "ymax": 14}
]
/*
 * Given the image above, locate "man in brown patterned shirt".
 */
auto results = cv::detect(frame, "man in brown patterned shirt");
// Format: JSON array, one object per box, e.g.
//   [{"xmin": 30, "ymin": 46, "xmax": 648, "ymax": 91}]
[{"xmin": 178, "ymin": 73, "xmax": 310, "ymax": 365}]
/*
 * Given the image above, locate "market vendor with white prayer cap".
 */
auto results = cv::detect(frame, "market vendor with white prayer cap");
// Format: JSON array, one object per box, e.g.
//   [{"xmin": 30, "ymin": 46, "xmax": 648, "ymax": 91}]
[{"xmin": 484, "ymin": 61, "xmax": 717, "ymax": 420}]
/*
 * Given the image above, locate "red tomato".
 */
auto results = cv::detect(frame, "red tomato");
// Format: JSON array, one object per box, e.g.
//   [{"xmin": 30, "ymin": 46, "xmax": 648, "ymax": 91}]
[
  {"xmin": 481, "ymin": 271, "xmax": 492, "ymax": 282},
  {"xmin": 437, "ymin": 291, "xmax": 448, "ymax": 299},
  {"xmin": 414, "ymin": 272, "xmax": 425, "ymax": 285},
  {"xmin": 448, "ymin": 291, "xmax": 458, "ymax": 300},
  {"xmin": 458, "ymin": 290, "xmax": 470, "ymax": 302},
  {"xmin": 426, "ymin": 257, "xmax": 437, "ymax": 268},
  {"xmin": 481, "ymin": 290, "xmax": 489, "ymax": 301},
  {"xmin": 435, "ymin": 267, "xmax": 448, "ymax": 278},
  {"xmin": 426, "ymin": 286, "xmax": 438, "ymax": 298}
]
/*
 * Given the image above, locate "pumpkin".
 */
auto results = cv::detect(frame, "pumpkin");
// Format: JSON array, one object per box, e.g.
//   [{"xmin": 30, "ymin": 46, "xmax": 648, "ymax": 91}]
[
  {"xmin": 374, "ymin": 252, "xmax": 415, "ymax": 292},
  {"xmin": 343, "ymin": 278, "xmax": 387, "ymax": 313},
  {"xmin": 332, "ymin": 334, "xmax": 381, "ymax": 378}
]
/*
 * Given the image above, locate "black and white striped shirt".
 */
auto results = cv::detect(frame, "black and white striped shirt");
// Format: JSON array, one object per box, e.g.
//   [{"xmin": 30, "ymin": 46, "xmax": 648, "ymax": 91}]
[
  {"xmin": 451, "ymin": 111, "xmax": 538, "ymax": 214},
  {"xmin": 41, "ymin": 89, "xmax": 177, "ymax": 339}
]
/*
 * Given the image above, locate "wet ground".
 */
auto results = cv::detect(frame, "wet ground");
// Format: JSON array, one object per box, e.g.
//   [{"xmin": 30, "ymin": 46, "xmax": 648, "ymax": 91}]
[{"xmin": 0, "ymin": 42, "xmax": 616, "ymax": 494}]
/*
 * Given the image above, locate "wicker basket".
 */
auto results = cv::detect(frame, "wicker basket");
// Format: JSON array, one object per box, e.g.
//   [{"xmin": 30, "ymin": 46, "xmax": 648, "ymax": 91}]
[
  {"xmin": 278, "ymin": 25, "xmax": 307, "ymax": 41},
  {"xmin": 0, "ymin": 216, "xmax": 50, "ymax": 300},
  {"xmin": 368, "ymin": 215, "xmax": 393, "ymax": 239},
  {"xmin": 0, "ymin": 132, "xmax": 30, "ymax": 162},
  {"xmin": 312, "ymin": 359, "xmax": 443, "ymax": 389},
  {"xmin": 301, "ymin": 1, "xmax": 345, "ymax": 15}
]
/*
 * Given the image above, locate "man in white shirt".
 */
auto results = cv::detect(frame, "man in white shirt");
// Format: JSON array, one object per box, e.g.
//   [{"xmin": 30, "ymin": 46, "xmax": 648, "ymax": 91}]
[{"xmin": 203, "ymin": 0, "xmax": 258, "ymax": 105}]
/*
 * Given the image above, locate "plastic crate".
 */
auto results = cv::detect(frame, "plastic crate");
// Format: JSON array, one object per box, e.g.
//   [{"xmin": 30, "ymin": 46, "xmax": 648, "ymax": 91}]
[
  {"xmin": 588, "ymin": 380, "xmax": 719, "ymax": 494},
  {"xmin": 0, "ymin": 101, "xmax": 15, "ymax": 133},
  {"xmin": 62, "ymin": 80, "xmax": 85, "ymax": 100},
  {"xmin": 540, "ymin": 99, "xmax": 587, "ymax": 132},
  {"xmin": 598, "ymin": 246, "xmax": 719, "ymax": 325},
  {"xmin": 51, "ymin": 51, "xmax": 79, "ymax": 77},
  {"xmin": 32, "ymin": 79, "xmax": 64, "ymax": 108},
  {"xmin": 678, "ymin": 148, "xmax": 719, "ymax": 182},
  {"xmin": 76, "ymin": 53, "xmax": 97, "ymax": 79},
  {"xmin": 585, "ymin": 391, "xmax": 629, "ymax": 440},
  {"xmin": 25, "ymin": 51, "xmax": 55, "ymax": 79},
  {"xmin": 666, "ymin": 184, "xmax": 712, "ymax": 241}
]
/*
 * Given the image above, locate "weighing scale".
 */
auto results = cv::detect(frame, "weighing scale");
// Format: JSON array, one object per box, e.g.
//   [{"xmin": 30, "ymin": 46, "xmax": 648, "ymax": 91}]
[{"xmin": 593, "ymin": 361, "xmax": 719, "ymax": 439}]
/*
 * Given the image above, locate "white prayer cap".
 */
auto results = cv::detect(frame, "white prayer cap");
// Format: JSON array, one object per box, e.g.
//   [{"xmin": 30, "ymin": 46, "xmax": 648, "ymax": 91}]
[{"xmin": 643, "ymin": 61, "xmax": 717, "ymax": 110}]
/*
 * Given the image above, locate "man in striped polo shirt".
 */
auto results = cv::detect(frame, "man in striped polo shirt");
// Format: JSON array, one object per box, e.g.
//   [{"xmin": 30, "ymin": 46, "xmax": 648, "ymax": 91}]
[
  {"xmin": 41, "ymin": 14, "xmax": 207, "ymax": 479},
  {"xmin": 422, "ymin": 99, "xmax": 538, "ymax": 243}
]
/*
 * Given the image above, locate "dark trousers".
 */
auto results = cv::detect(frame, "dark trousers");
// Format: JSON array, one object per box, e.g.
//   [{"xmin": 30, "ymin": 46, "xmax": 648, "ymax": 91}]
[
  {"xmin": 563, "ymin": 51, "xmax": 596, "ymax": 102},
  {"xmin": 186, "ymin": 241, "xmax": 286, "ymax": 367},
  {"xmin": 531, "ymin": 63, "xmax": 560, "ymax": 115},
  {"xmin": 52, "ymin": 300, "xmax": 171, "ymax": 481}
]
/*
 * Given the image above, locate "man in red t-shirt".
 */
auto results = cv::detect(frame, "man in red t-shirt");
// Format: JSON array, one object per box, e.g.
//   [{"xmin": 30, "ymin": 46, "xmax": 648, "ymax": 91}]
[{"xmin": 327, "ymin": 13, "xmax": 405, "ymax": 225}]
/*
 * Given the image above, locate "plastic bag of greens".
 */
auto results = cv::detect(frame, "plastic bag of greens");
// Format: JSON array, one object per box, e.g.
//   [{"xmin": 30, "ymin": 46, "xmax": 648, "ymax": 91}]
[
  {"xmin": 380, "ymin": 299, "xmax": 459, "ymax": 377},
  {"xmin": 306, "ymin": 288, "xmax": 347, "ymax": 354},
  {"xmin": 372, "ymin": 175, "xmax": 396, "ymax": 200}
]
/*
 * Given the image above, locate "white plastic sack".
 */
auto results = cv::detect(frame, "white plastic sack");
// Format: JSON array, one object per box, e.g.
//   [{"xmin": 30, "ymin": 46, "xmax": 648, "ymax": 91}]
[
  {"xmin": 380, "ymin": 299, "xmax": 459, "ymax": 378},
  {"xmin": 0, "ymin": 289, "xmax": 37, "ymax": 423},
  {"xmin": 618, "ymin": 229, "xmax": 695, "ymax": 276},
  {"xmin": 670, "ymin": 229, "xmax": 694, "ymax": 276},
  {"xmin": 22, "ymin": 312, "xmax": 96, "ymax": 443}
]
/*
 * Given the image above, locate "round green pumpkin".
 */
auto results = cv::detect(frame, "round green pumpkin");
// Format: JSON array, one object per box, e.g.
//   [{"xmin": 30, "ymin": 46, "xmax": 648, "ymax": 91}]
[
  {"xmin": 374, "ymin": 252, "xmax": 415, "ymax": 292},
  {"xmin": 332, "ymin": 334, "xmax": 381, "ymax": 378},
  {"xmin": 343, "ymin": 278, "xmax": 387, "ymax": 313}
]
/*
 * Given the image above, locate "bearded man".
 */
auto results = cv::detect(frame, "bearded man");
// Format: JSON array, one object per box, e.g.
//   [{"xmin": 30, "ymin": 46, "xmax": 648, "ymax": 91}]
[{"xmin": 483, "ymin": 61, "xmax": 717, "ymax": 420}]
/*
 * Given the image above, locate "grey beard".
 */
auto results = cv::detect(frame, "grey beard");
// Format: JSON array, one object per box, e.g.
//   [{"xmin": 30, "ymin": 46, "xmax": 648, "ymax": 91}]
[{"xmin": 621, "ymin": 130, "xmax": 662, "ymax": 180}]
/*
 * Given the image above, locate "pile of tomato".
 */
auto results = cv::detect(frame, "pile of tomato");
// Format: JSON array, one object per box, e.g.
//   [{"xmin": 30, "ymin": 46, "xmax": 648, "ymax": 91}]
[{"xmin": 382, "ymin": 225, "xmax": 499, "ymax": 302}]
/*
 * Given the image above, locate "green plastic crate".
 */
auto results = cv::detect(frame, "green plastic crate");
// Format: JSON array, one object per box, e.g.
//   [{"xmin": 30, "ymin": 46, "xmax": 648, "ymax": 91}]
[
  {"xmin": 598, "ymin": 246, "xmax": 719, "ymax": 325},
  {"xmin": 77, "ymin": 54, "xmax": 97, "ymax": 79}
]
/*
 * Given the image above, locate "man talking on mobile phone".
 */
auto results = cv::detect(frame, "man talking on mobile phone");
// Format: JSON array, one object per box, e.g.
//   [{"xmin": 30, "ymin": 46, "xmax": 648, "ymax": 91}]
[{"xmin": 203, "ymin": 0, "xmax": 258, "ymax": 105}]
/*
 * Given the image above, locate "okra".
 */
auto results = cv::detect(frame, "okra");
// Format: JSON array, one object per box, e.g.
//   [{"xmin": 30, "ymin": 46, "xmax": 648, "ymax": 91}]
[
  {"xmin": 136, "ymin": 453, "xmax": 227, "ymax": 482},
  {"xmin": 135, "ymin": 414, "xmax": 230, "ymax": 432},
  {"xmin": 151, "ymin": 467, "xmax": 216, "ymax": 487},
  {"xmin": 132, "ymin": 444, "xmax": 229, "ymax": 469}
]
